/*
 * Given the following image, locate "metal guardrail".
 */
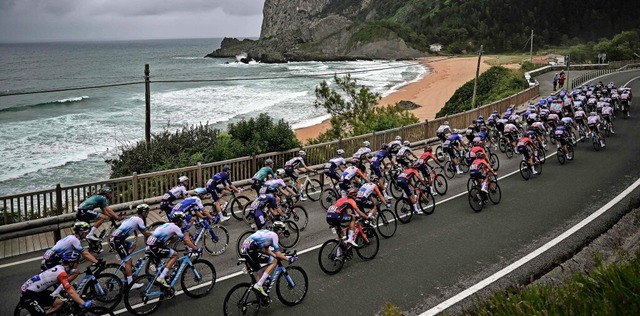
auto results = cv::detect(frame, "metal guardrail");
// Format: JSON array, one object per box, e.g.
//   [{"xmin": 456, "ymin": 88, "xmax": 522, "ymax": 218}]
[{"xmin": 0, "ymin": 82, "xmax": 540, "ymax": 241}]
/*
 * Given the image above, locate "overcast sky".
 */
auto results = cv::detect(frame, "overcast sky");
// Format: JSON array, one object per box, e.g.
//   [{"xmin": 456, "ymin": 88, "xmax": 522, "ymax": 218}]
[{"xmin": 0, "ymin": 0, "xmax": 265, "ymax": 43}]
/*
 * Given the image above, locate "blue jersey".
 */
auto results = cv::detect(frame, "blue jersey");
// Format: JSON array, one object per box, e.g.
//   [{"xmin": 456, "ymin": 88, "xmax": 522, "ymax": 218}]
[
  {"xmin": 446, "ymin": 134, "xmax": 463, "ymax": 146},
  {"xmin": 370, "ymin": 149, "xmax": 391, "ymax": 167},
  {"xmin": 147, "ymin": 223, "xmax": 184, "ymax": 246},
  {"xmin": 248, "ymin": 229, "xmax": 280, "ymax": 251},
  {"xmin": 111, "ymin": 216, "xmax": 146, "ymax": 238},
  {"xmin": 170, "ymin": 197, "xmax": 204, "ymax": 217},
  {"xmin": 43, "ymin": 235, "xmax": 83, "ymax": 260},
  {"xmin": 207, "ymin": 172, "xmax": 231, "ymax": 192},
  {"xmin": 250, "ymin": 194, "xmax": 278, "ymax": 211}
]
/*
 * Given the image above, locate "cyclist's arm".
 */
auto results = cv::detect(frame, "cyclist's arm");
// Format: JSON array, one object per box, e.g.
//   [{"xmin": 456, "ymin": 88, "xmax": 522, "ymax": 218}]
[
  {"xmin": 181, "ymin": 232, "xmax": 198, "ymax": 249},
  {"xmin": 102, "ymin": 206, "xmax": 119, "ymax": 219},
  {"xmin": 348, "ymin": 200, "xmax": 369, "ymax": 219},
  {"xmin": 58, "ymin": 272, "xmax": 87, "ymax": 306},
  {"xmin": 81, "ymin": 249, "xmax": 99, "ymax": 264},
  {"xmin": 355, "ymin": 169, "xmax": 369, "ymax": 182},
  {"xmin": 373, "ymin": 185, "xmax": 387, "ymax": 205}
]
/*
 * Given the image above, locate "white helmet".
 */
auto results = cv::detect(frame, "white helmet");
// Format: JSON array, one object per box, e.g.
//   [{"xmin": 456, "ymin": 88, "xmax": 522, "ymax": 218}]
[
  {"xmin": 276, "ymin": 168, "xmax": 285, "ymax": 176},
  {"xmin": 444, "ymin": 121, "xmax": 449, "ymax": 125},
  {"xmin": 363, "ymin": 141, "xmax": 370, "ymax": 147},
  {"xmin": 298, "ymin": 150, "xmax": 306, "ymax": 157},
  {"xmin": 178, "ymin": 176, "xmax": 189, "ymax": 183},
  {"xmin": 395, "ymin": 136, "xmax": 402, "ymax": 141},
  {"xmin": 403, "ymin": 140, "xmax": 410, "ymax": 146},
  {"xmin": 337, "ymin": 149, "xmax": 345, "ymax": 156}
]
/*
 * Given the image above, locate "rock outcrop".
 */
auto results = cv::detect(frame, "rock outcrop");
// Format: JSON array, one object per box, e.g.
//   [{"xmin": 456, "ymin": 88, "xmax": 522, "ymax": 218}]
[{"xmin": 206, "ymin": 0, "xmax": 425, "ymax": 63}]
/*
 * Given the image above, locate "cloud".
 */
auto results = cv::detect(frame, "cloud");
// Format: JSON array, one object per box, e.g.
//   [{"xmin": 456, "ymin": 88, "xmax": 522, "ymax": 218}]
[{"xmin": 88, "ymin": 0, "xmax": 265, "ymax": 17}]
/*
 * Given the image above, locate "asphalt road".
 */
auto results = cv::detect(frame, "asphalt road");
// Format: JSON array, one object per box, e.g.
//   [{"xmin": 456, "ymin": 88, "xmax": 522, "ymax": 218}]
[{"xmin": 1, "ymin": 70, "xmax": 638, "ymax": 316}]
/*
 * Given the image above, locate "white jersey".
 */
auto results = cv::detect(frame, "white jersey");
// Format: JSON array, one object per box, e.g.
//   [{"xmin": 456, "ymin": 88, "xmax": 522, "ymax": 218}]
[
  {"xmin": 44, "ymin": 235, "xmax": 83, "ymax": 260},
  {"xmin": 531, "ymin": 121, "xmax": 544, "ymax": 130},
  {"xmin": 504, "ymin": 123, "xmax": 517, "ymax": 133},
  {"xmin": 352, "ymin": 147, "xmax": 371, "ymax": 160},
  {"xmin": 21, "ymin": 265, "xmax": 68, "ymax": 293},
  {"xmin": 111, "ymin": 216, "xmax": 146, "ymax": 238},
  {"xmin": 246, "ymin": 229, "xmax": 280, "ymax": 251},
  {"xmin": 396, "ymin": 146, "xmax": 412, "ymax": 159},
  {"xmin": 436, "ymin": 124, "xmax": 451, "ymax": 134},
  {"xmin": 561, "ymin": 117, "xmax": 573, "ymax": 125},
  {"xmin": 324, "ymin": 156, "xmax": 346, "ymax": 170},
  {"xmin": 548, "ymin": 113, "xmax": 559, "ymax": 121},
  {"xmin": 163, "ymin": 184, "xmax": 188, "ymax": 201},
  {"xmin": 388, "ymin": 140, "xmax": 402, "ymax": 151},
  {"xmin": 285, "ymin": 156, "xmax": 306, "ymax": 169},
  {"xmin": 574, "ymin": 110, "xmax": 586, "ymax": 119},
  {"xmin": 356, "ymin": 183, "xmax": 378, "ymax": 200},
  {"xmin": 587, "ymin": 116, "xmax": 601, "ymax": 125},
  {"xmin": 340, "ymin": 166, "xmax": 359, "ymax": 181},
  {"xmin": 602, "ymin": 106, "xmax": 614, "ymax": 115},
  {"xmin": 147, "ymin": 223, "xmax": 184, "ymax": 246}
]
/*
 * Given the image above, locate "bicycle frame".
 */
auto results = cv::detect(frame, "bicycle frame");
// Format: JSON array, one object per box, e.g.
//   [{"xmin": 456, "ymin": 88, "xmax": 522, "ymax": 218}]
[
  {"xmin": 142, "ymin": 254, "xmax": 199, "ymax": 299},
  {"xmin": 334, "ymin": 221, "xmax": 370, "ymax": 245},
  {"xmin": 110, "ymin": 247, "xmax": 149, "ymax": 281}
]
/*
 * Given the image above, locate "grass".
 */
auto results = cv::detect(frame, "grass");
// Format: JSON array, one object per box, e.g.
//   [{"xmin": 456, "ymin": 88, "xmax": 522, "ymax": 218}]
[{"xmin": 484, "ymin": 54, "xmax": 531, "ymax": 66}]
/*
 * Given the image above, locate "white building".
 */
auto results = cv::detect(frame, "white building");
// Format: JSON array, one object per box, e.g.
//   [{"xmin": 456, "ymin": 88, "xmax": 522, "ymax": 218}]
[{"xmin": 429, "ymin": 43, "xmax": 443, "ymax": 52}]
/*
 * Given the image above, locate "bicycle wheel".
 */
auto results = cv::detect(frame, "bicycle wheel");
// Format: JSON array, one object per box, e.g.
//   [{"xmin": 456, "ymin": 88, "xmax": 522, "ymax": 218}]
[
  {"xmin": 459, "ymin": 159, "xmax": 470, "ymax": 173},
  {"xmin": 489, "ymin": 153, "xmax": 500, "ymax": 171},
  {"xmin": 230, "ymin": 196, "xmax": 250, "ymax": 221},
  {"xmin": 375, "ymin": 208, "xmax": 397, "ymax": 238},
  {"xmin": 468, "ymin": 187, "xmax": 484, "ymax": 212},
  {"xmin": 389, "ymin": 180, "xmax": 404, "ymax": 199},
  {"xmin": 80, "ymin": 306, "xmax": 116, "ymax": 316},
  {"xmin": 435, "ymin": 146, "xmax": 445, "ymax": 162},
  {"xmin": 318, "ymin": 239, "xmax": 345, "ymax": 274},
  {"xmin": 236, "ymin": 230, "xmax": 254, "ymax": 257},
  {"xmin": 488, "ymin": 181, "xmax": 501, "ymax": 204},
  {"xmin": 124, "ymin": 274, "xmax": 164, "ymax": 316},
  {"xmin": 394, "ymin": 198, "xmax": 413, "ymax": 224},
  {"xmin": 320, "ymin": 188, "xmax": 339, "ymax": 210},
  {"xmin": 467, "ymin": 177, "xmax": 479, "ymax": 193},
  {"xmin": 203, "ymin": 225, "xmax": 229, "ymax": 255},
  {"xmin": 567, "ymin": 143, "xmax": 574, "ymax": 160},
  {"xmin": 279, "ymin": 220, "xmax": 300, "ymax": 250},
  {"xmin": 242, "ymin": 204, "xmax": 256, "ymax": 227},
  {"xmin": 592, "ymin": 135, "xmax": 601, "ymax": 151},
  {"xmin": 355, "ymin": 227, "xmax": 379, "ymax": 260},
  {"xmin": 557, "ymin": 148, "xmax": 566, "ymax": 165},
  {"xmin": 276, "ymin": 266, "xmax": 309, "ymax": 306},
  {"xmin": 288, "ymin": 205, "xmax": 309, "ymax": 231},
  {"xmin": 304, "ymin": 178, "xmax": 323, "ymax": 201},
  {"xmin": 519, "ymin": 160, "xmax": 531, "ymax": 180},
  {"xmin": 433, "ymin": 173, "xmax": 448, "ymax": 196},
  {"xmin": 538, "ymin": 147, "xmax": 546, "ymax": 164},
  {"xmin": 181, "ymin": 259, "xmax": 216, "ymax": 298},
  {"xmin": 223, "ymin": 283, "xmax": 260, "ymax": 316},
  {"xmin": 505, "ymin": 146, "xmax": 514, "ymax": 158},
  {"xmin": 104, "ymin": 263, "xmax": 126, "ymax": 282},
  {"xmin": 81, "ymin": 273, "xmax": 123, "ymax": 310},
  {"xmin": 533, "ymin": 158, "xmax": 542, "ymax": 175},
  {"xmin": 443, "ymin": 161, "xmax": 455, "ymax": 179},
  {"xmin": 418, "ymin": 190, "xmax": 436, "ymax": 215}
]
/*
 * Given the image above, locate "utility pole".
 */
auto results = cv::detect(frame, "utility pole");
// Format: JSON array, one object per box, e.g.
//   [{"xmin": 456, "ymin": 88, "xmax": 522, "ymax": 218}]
[
  {"xmin": 471, "ymin": 45, "xmax": 483, "ymax": 108},
  {"xmin": 144, "ymin": 64, "xmax": 151, "ymax": 148},
  {"xmin": 530, "ymin": 30, "xmax": 534, "ymax": 64}
]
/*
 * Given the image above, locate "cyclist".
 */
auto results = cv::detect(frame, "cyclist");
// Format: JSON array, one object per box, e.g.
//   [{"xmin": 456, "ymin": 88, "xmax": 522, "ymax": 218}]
[
  {"xmin": 388, "ymin": 136, "xmax": 403, "ymax": 157},
  {"xmin": 261, "ymin": 169, "xmax": 297, "ymax": 204},
  {"xmin": 146, "ymin": 211, "xmax": 201, "ymax": 288},
  {"xmin": 352, "ymin": 141, "xmax": 372, "ymax": 173},
  {"xmin": 339, "ymin": 160, "xmax": 369, "ymax": 195},
  {"xmin": 620, "ymin": 88, "xmax": 631, "ymax": 116},
  {"xmin": 323, "ymin": 149, "xmax": 347, "ymax": 184},
  {"xmin": 41, "ymin": 222, "xmax": 99, "ymax": 282},
  {"xmin": 435, "ymin": 121, "xmax": 451, "ymax": 142},
  {"xmin": 20, "ymin": 251, "xmax": 93, "ymax": 316},
  {"xmin": 396, "ymin": 140, "xmax": 418, "ymax": 168},
  {"xmin": 109, "ymin": 204, "xmax": 151, "ymax": 288},
  {"xmin": 284, "ymin": 150, "xmax": 314, "ymax": 200},
  {"xmin": 206, "ymin": 164, "xmax": 240, "ymax": 222},
  {"xmin": 516, "ymin": 133, "xmax": 540, "ymax": 174},
  {"xmin": 467, "ymin": 139, "xmax": 488, "ymax": 166},
  {"xmin": 464, "ymin": 124, "xmax": 476, "ymax": 143},
  {"xmin": 554, "ymin": 121, "xmax": 572, "ymax": 159},
  {"xmin": 326, "ymin": 189, "xmax": 373, "ymax": 247},
  {"xmin": 251, "ymin": 159, "xmax": 275, "ymax": 192},
  {"xmin": 503, "ymin": 120, "xmax": 518, "ymax": 150},
  {"xmin": 370, "ymin": 143, "xmax": 394, "ymax": 200},
  {"xmin": 475, "ymin": 115, "xmax": 486, "ymax": 131},
  {"xmin": 354, "ymin": 174, "xmax": 390, "ymax": 217},
  {"xmin": 411, "ymin": 158, "xmax": 439, "ymax": 196},
  {"xmin": 443, "ymin": 132, "xmax": 465, "ymax": 175},
  {"xmin": 239, "ymin": 222, "xmax": 295, "ymax": 296},
  {"xmin": 530, "ymin": 119, "xmax": 547, "ymax": 147},
  {"xmin": 574, "ymin": 107, "xmax": 587, "ymax": 135},
  {"xmin": 560, "ymin": 115, "xmax": 577, "ymax": 144},
  {"xmin": 160, "ymin": 176, "xmax": 190, "ymax": 218},
  {"xmin": 170, "ymin": 188, "xmax": 220, "ymax": 242},
  {"xmin": 602, "ymin": 102, "xmax": 615, "ymax": 134},
  {"xmin": 587, "ymin": 111, "xmax": 605, "ymax": 147},
  {"xmin": 247, "ymin": 193, "xmax": 284, "ymax": 229},
  {"xmin": 396, "ymin": 165, "xmax": 429, "ymax": 215},
  {"xmin": 469, "ymin": 151, "xmax": 497, "ymax": 193},
  {"xmin": 76, "ymin": 186, "xmax": 122, "ymax": 243}
]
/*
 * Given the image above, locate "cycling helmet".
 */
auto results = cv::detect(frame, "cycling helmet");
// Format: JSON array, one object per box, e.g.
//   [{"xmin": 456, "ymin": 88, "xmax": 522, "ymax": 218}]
[
  {"xmin": 98, "ymin": 186, "xmax": 112, "ymax": 195},
  {"xmin": 395, "ymin": 136, "xmax": 402, "ymax": 141},
  {"xmin": 223, "ymin": 164, "xmax": 232, "ymax": 171},
  {"xmin": 178, "ymin": 176, "xmax": 189, "ymax": 183},
  {"xmin": 381, "ymin": 143, "xmax": 389, "ymax": 150},
  {"xmin": 558, "ymin": 120, "xmax": 565, "ymax": 125},
  {"xmin": 444, "ymin": 121, "xmax": 449, "ymax": 125},
  {"xmin": 171, "ymin": 211, "xmax": 186, "ymax": 223},
  {"xmin": 337, "ymin": 149, "xmax": 345, "ymax": 156},
  {"xmin": 298, "ymin": 150, "xmax": 306, "ymax": 157},
  {"xmin": 271, "ymin": 221, "xmax": 286, "ymax": 232},
  {"xmin": 370, "ymin": 174, "xmax": 379, "ymax": 182},
  {"xmin": 476, "ymin": 151, "xmax": 486, "ymax": 159},
  {"xmin": 492, "ymin": 110, "xmax": 498, "ymax": 114},
  {"xmin": 363, "ymin": 141, "xmax": 370, "ymax": 148},
  {"xmin": 265, "ymin": 158, "xmax": 273, "ymax": 165},
  {"xmin": 61, "ymin": 250, "xmax": 81, "ymax": 264},
  {"xmin": 73, "ymin": 221, "xmax": 91, "ymax": 233},
  {"xmin": 478, "ymin": 115, "xmax": 484, "ymax": 120},
  {"xmin": 346, "ymin": 189, "xmax": 358, "ymax": 199},
  {"xmin": 425, "ymin": 146, "xmax": 432, "ymax": 152},
  {"xmin": 403, "ymin": 140, "xmax": 410, "ymax": 146},
  {"xmin": 136, "ymin": 203, "xmax": 150, "ymax": 215},
  {"xmin": 474, "ymin": 139, "xmax": 484, "ymax": 147},
  {"xmin": 194, "ymin": 187, "xmax": 206, "ymax": 195},
  {"xmin": 276, "ymin": 168, "xmax": 285, "ymax": 176}
]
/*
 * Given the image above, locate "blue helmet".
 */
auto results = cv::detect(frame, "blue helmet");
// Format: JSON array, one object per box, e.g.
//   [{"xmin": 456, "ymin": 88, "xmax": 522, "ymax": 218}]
[
  {"xmin": 194, "ymin": 187, "xmax": 206, "ymax": 195},
  {"xmin": 62, "ymin": 250, "xmax": 81, "ymax": 264}
]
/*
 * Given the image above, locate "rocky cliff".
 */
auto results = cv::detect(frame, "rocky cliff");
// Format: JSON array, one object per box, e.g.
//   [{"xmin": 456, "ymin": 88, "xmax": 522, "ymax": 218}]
[{"xmin": 206, "ymin": 0, "xmax": 424, "ymax": 63}]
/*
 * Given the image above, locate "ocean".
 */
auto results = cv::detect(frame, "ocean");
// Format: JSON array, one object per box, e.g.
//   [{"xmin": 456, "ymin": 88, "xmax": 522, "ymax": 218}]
[{"xmin": 0, "ymin": 38, "xmax": 427, "ymax": 196}]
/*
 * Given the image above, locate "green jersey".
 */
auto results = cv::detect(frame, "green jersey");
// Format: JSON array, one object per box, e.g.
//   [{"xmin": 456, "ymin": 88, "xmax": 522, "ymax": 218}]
[
  {"xmin": 253, "ymin": 166, "xmax": 274, "ymax": 181},
  {"xmin": 77, "ymin": 195, "xmax": 109, "ymax": 213}
]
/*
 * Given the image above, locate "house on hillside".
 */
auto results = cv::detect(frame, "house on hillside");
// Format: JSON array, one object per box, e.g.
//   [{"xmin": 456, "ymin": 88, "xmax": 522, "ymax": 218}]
[{"xmin": 430, "ymin": 43, "xmax": 443, "ymax": 52}]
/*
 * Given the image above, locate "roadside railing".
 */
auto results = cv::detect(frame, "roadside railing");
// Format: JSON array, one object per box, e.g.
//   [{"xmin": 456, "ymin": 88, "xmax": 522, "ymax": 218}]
[{"xmin": 0, "ymin": 82, "xmax": 539, "ymax": 241}]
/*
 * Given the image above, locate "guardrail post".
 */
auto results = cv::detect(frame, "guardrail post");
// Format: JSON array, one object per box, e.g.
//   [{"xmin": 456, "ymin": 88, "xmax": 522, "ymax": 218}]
[
  {"xmin": 423, "ymin": 119, "xmax": 429, "ymax": 140},
  {"xmin": 132, "ymin": 172, "xmax": 139, "ymax": 201},
  {"xmin": 250, "ymin": 154, "xmax": 257, "ymax": 175},
  {"xmin": 197, "ymin": 162, "xmax": 203, "ymax": 187},
  {"xmin": 54, "ymin": 184, "xmax": 63, "ymax": 241}
]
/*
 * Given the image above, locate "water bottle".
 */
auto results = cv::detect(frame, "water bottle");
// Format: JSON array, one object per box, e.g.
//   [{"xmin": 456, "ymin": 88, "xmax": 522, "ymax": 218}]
[{"xmin": 133, "ymin": 258, "xmax": 143, "ymax": 269}]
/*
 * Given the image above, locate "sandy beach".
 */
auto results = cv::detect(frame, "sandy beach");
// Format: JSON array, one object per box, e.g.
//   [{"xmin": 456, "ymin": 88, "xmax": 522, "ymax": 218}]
[{"xmin": 294, "ymin": 56, "xmax": 494, "ymax": 143}]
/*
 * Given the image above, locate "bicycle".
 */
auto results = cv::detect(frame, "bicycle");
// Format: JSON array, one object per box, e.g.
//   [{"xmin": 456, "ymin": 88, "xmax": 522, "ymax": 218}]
[
  {"xmin": 423, "ymin": 166, "xmax": 448, "ymax": 196},
  {"xmin": 300, "ymin": 171, "xmax": 323, "ymax": 202},
  {"xmin": 320, "ymin": 177, "xmax": 342, "ymax": 210},
  {"xmin": 557, "ymin": 138, "xmax": 575, "ymax": 165},
  {"xmin": 212, "ymin": 190, "xmax": 251, "ymax": 221},
  {"xmin": 498, "ymin": 134, "xmax": 516, "ymax": 159},
  {"xmin": 84, "ymin": 211, "xmax": 128, "ymax": 255},
  {"xmin": 14, "ymin": 297, "xmax": 115, "ymax": 316},
  {"xmin": 104, "ymin": 247, "xmax": 157, "ymax": 285},
  {"xmin": 149, "ymin": 212, "xmax": 229, "ymax": 256},
  {"xmin": 394, "ymin": 183, "xmax": 436, "ymax": 224},
  {"xmin": 318, "ymin": 219, "xmax": 379, "ymax": 275},
  {"xmin": 467, "ymin": 174, "xmax": 501, "ymax": 212},
  {"xmin": 223, "ymin": 251, "xmax": 308, "ymax": 315},
  {"xmin": 590, "ymin": 126, "xmax": 605, "ymax": 152},
  {"xmin": 370, "ymin": 202, "xmax": 397, "ymax": 239},
  {"xmin": 235, "ymin": 219, "xmax": 300, "ymax": 257},
  {"xmin": 123, "ymin": 251, "xmax": 216, "ymax": 316},
  {"xmin": 519, "ymin": 150, "xmax": 543, "ymax": 180},
  {"xmin": 280, "ymin": 195, "xmax": 309, "ymax": 231},
  {"xmin": 71, "ymin": 262, "xmax": 123, "ymax": 311}
]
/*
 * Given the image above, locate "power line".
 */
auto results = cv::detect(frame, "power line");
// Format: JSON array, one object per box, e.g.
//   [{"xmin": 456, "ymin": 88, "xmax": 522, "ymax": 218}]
[{"xmin": 0, "ymin": 62, "xmax": 417, "ymax": 97}]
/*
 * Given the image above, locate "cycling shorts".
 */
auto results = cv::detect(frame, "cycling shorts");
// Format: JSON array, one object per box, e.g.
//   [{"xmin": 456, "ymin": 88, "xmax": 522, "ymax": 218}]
[
  {"xmin": 160, "ymin": 202, "xmax": 174, "ymax": 218},
  {"xmin": 76, "ymin": 209, "xmax": 100, "ymax": 222},
  {"xmin": 396, "ymin": 178, "xmax": 413, "ymax": 197},
  {"xmin": 284, "ymin": 167, "xmax": 298, "ymax": 181},
  {"xmin": 109, "ymin": 237, "xmax": 133, "ymax": 261},
  {"xmin": 20, "ymin": 290, "xmax": 56, "ymax": 316},
  {"xmin": 355, "ymin": 198, "xmax": 374, "ymax": 210},
  {"xmin": 370, "ymin": 165, "xmax": 382, "ymax": 179},
  {"xmin": 146, "ymin": 244, "xmax": 174, "ymax": 263},
  {"xmin": 517, "ymin": 146, "xmax": 531, "ymax": 160},
  {"xmin": 444, "ymin": 146, "xmax": 457, "ymax": 159},
  {"xmin": 326, "ymin": 212, "xmax": 352, "ymax": 226},
  {"xmin": 240, "ymin": 240, "xmax": 272, "ymax": 272},
  {"xmin": 470, "ymin": 170, "xmax": 486, "ymax": 179},
  {"xmin": 324, "ymin": 169, "xmax": 341, "ymax": 181},
  {"xmin": 251, "ymin": 179, "xmax": 264, "ymax": 193}
]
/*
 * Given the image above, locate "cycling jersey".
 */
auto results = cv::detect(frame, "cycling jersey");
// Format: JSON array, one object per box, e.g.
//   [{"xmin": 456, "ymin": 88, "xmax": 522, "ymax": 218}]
[
  {"xmin": 436, "ymin": 125, "xmax": 451, "ymax": 134},
  {"xmin": 76, "ymin": 195, "xmax": 108, "ymax": 212},
  {"xmin": 260, "ymin": 178, "xmax": 287, "ymax": 195},
  {"xmin": 207, "ymin": 172, "xmax": 232, "ymax": 191},
  {"xmin": 370, "ymin": 150, "xmax": 391, "ymax": 168},
  {"xmin": 42, "ymin": 235, "xmax": 83, "ymax": 269},
  {"xmin": 162, "ymin": 184, "xmax": 188, "ymax": 203},
  {"xmin": 244, "ymin": 230, "xmax": 280, "ymax": 251},
  {"xmin": 355, "ymin": 183, "xmax": 381, "ymax": 202},
  {"xmin": 388, "ymin": 140, "xmax": 402, "ymax": 153},
  {"xmin": 22, "ymin": 265, "xmax": 71, "ymax": 293},
  {"xmin": 470, "ymin": 159, "xmax": 491, "ymax": 178},
  {"xmin": 340, "ymin": 166, "xmax": 363, "ymax": 182},
  {"xmin": 561, "ymin": 117, "xmax": 574, "ymax": 125},
  {"xmin": 146, "ymin": 223, "xmax": 184, "ymax": 247},
  {"xmin": 503, "ymin": 123, "xmax": 517, "ymax": 133},
  {"xmin": 324, "ymin": 156, "xmax": 346, "ymax": 170},
  {"xmin": 111, "ymin": 216, "xmax": 146, "ymax": 239},
  {"xmin": 248, "ymin": 194, "xmax": 278, "ymax": 229},
  {"xmin": 285, "ymin": 156, "xmax": 306, "ymax": 169},
  {"xmin": 396, "ymin": 146, "xmax": 413, "ymax": 159},
  {"xmin": 252, "ymin": 166, "xmax": 274, "ymax": 182},
  {"xmin": 602, "ymin": 106, "xmax": 614, "ymax": 116},
  {"xmin": 352, "ymin": 147, "xmax": 371, "ymax": 161},
  {"xmin": 170, "ymin": 197, "xmax": 204, "ymax": 219},
  {"xmin": 326, "ymin": 197, "xmax": 358, "ymax": 225}
]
